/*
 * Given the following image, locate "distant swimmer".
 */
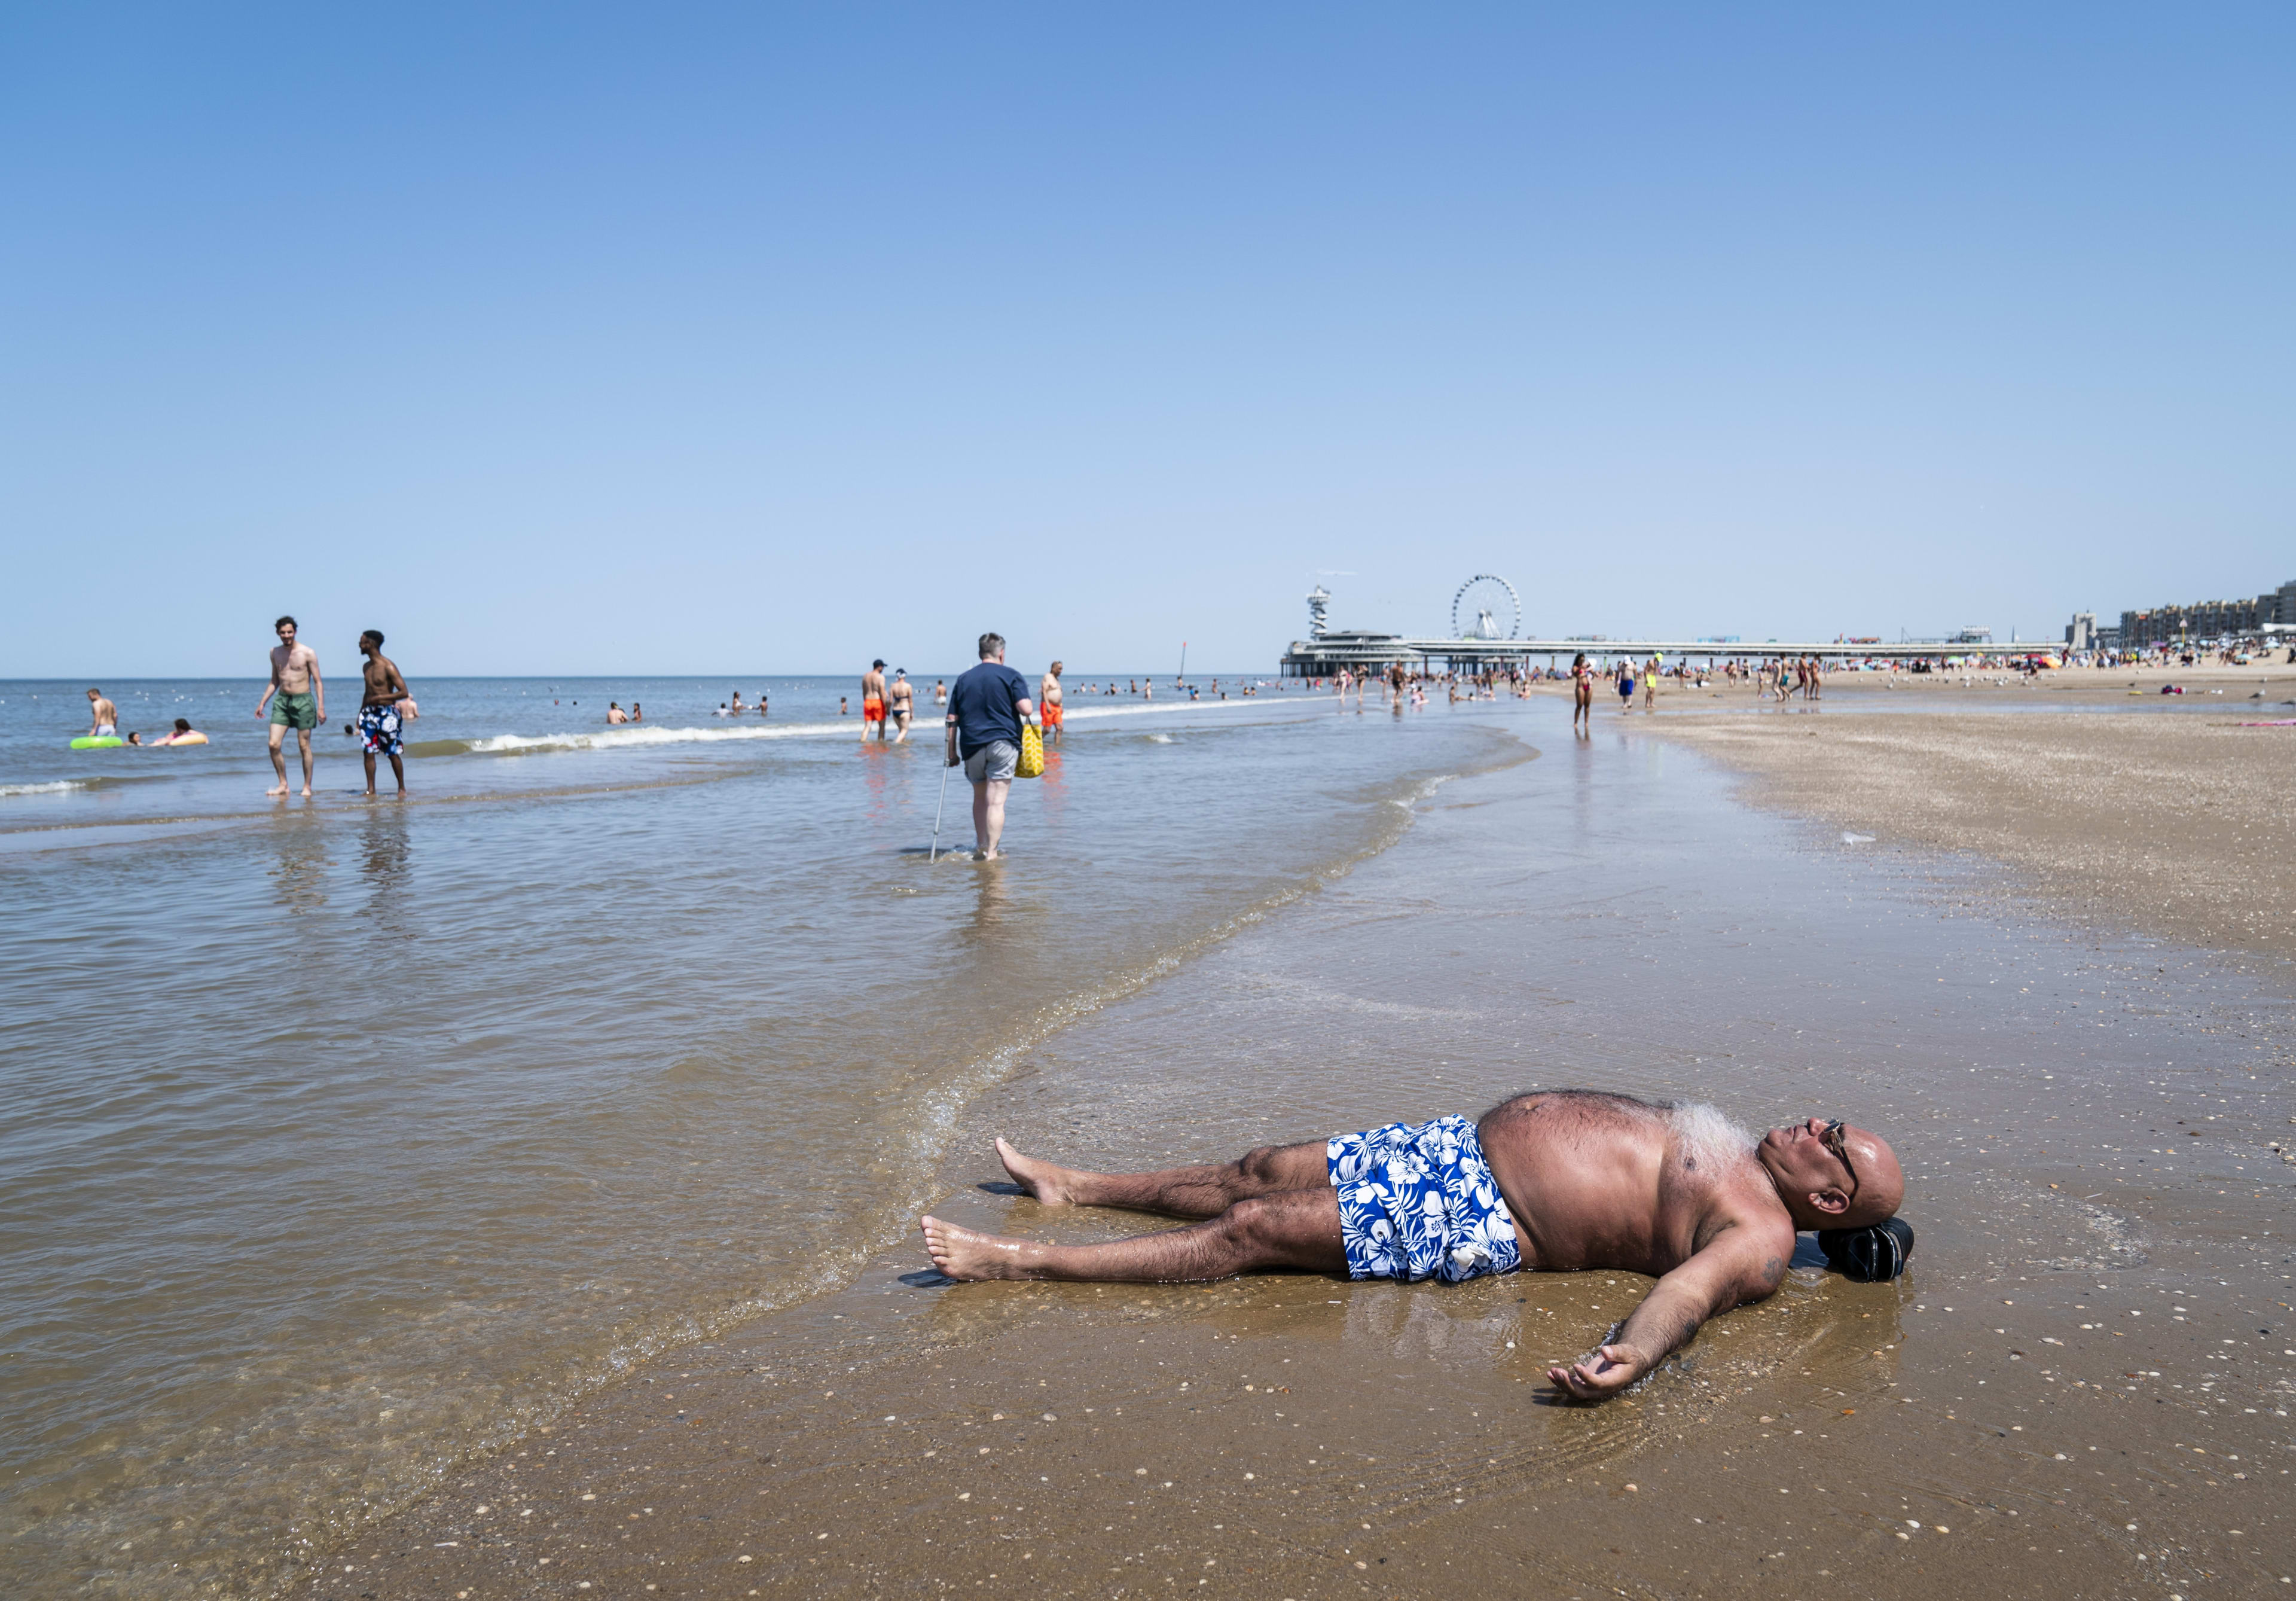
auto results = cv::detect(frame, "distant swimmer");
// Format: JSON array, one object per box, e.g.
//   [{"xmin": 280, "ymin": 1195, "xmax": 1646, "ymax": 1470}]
[
  {"xmin": 752, "ymin": 690, "xmax": 764, "ymax": 716},
  {"xmin": 149, "ymin": 718, "xmax": 204, "ymax": 746},
  {"xmin": 86, "ymin": 687, "xmax": 118, "ymax": 739},
  {"xmin": 945, "ymin": 631, "xmax": 1035, "ymax": 861},
  {"xmin": 355, "ymin": 630, "xmax": 411, "ymax": 795},
  {"xmin": 257, "ymin": 615, "xmax": 325, "ymax": 797},
  {"xmin": 862, "ymin": 660, "xmax": 889, "ymax": 742},
  {"xmin": 921, "ymin": 1093, "xmax": 1907, "ymax": 1404},
  {"xmin": 888, "ymin": 670, "xmax": 915, "ymax": 742},
  {"xmin": 933, "ymin": 679, "xmax": 946, "ymax": 705},
  {"xmin": 630, "ymin": 702, "xmax": 643, "ymax": 721},
  {"xmin": 840, "ymin": 697, "xmax": 848, "ymax": 716},
  {"xmin": 1571, "ymin": 653, "xmax": 1593, "ymax": 733},
  {"xmin": 730, "ymin": 690, "xmax": 746, "ymax": 715},
  {"xmin": 1039, "ymin": 661, "xmax": 1065, "ymax": 745},
  {"xmin": 607, "ymin": 702, "xmax": 629, "ymax": 724}
]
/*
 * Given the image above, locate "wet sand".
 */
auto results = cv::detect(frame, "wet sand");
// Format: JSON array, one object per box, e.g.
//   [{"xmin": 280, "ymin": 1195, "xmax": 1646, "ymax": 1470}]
[
  {"xmin": 314, "ymin": 705, "xmax": 2295, "ymax": 1600},
  {"xmin": 1644, "ymin": 705, "xmax": 2296, "ymax": 966}
]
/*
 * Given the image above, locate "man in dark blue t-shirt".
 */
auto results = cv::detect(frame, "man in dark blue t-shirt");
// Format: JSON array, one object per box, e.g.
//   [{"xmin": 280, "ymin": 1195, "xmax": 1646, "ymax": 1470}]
[{"xmin": 945, "ymin": 632, "xmax": 1037, "ymax": 860}]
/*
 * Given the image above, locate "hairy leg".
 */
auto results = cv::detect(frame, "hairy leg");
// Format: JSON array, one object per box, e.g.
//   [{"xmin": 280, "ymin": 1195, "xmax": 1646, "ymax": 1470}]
[
  {"xmin": 921, "ymin": 1187, "xmax": 1347, "ymax": 1283},
  {"xmin": 994, "ymin": 1136, "xmax": 1328, "ymax": 1218}
]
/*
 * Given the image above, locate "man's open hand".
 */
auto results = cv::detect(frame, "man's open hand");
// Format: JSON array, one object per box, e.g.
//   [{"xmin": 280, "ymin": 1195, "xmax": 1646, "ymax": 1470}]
[{"xmin": 1547, "ymin": 1343, "xmax": 1647, "ymax": 1400}]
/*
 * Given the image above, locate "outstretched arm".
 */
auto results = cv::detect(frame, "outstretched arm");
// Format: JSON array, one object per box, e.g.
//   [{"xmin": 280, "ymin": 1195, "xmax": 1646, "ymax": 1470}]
[{"xmin": 1547, "ymin": 1233, "xmax": 1785, "ymax": 1400}]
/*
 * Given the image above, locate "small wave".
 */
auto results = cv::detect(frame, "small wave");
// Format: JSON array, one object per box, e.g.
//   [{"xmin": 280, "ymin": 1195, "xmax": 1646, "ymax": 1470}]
[
  {"xmin": 410, "ymin": 721, "xmax": 849, "ymax": 758},
  {"xmin": 412, "ymin": 697, "xmax": 1272, "ymax": 759},
  {"xmin": 1146, "ymin": 733, "xmax": 1176, "ymax": 744},
  {"xmin": 0, "ymin": 780, "xmax": 87, "ymax": 798},
  {"xmin": 1062, "ymin": 697, "xmax": 1265, "ymax": 724}
]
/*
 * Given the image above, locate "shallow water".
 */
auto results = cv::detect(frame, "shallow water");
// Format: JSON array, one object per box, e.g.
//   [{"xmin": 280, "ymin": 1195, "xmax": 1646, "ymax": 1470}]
[{"xmin": 0, "ymin": 673, "xmax": 1483, "ymax": 1596}]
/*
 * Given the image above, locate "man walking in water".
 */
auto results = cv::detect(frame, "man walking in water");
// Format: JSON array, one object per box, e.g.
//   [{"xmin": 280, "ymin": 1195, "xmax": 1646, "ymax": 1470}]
[
  {"xmin": 1039, "ymin": 660, "xmax": 1065, "ymax": 745},
  {"xmin": 861, "ymin": 660, "xmax": 889, "ymax": 742},
  {"xmin": 944, "ymin": 632, "xmax": 1034, "ymax": 861},
  {"xmin": 355, "ymin": 630, "xmax": 412, "ymax": 796},
  {"xmin": 257, "ymin": 615, "xmax": 325, "ymax": 797},
  {"xmin": 921, "ymin": 1090, "xmax": 1906, "ymax": 1400},
  {"xmin": 86, "ymin": 687, "xmax": 119, "ymax": 739}
]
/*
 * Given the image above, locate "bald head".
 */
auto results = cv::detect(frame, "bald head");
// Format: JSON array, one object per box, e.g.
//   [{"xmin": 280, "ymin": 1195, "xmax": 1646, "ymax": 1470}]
[{"xmin": 1757, "ymin": 1118, "xmax": 1904, "ymax": 1231}]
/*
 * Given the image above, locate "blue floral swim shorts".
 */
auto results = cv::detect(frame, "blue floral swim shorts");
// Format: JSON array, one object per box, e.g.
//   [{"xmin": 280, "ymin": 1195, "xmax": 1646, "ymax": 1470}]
[
  {"xmin": 356, "ymin": 702, "xmax": 404, "ymax": 757},
  {"xmin": 1327, "ymin": 1115, "xmax": 1522, "ymax": 1284}
]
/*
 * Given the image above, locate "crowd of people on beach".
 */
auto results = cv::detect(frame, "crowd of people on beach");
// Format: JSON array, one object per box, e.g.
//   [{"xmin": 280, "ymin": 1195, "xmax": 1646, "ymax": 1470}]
[{"xmin": 87, "ymin": 616, "xmax": 2288, "ymax": 822}]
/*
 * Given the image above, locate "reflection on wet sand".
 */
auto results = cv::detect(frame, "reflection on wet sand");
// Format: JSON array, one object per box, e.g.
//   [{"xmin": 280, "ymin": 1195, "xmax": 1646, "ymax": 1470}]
[
  {"xmin": 355, "ymin": 808, "xmax": 412, "ymax": 938},
  {"xmin": 264, "ymin": 815, "xmax": 331, "ymax": 913}
]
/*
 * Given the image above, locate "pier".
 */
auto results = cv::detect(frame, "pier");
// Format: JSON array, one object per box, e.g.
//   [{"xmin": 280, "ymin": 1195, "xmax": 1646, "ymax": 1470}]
[{"xmin": 1278, "ymin": 630, "xmax": 2008, "ymax": 677}]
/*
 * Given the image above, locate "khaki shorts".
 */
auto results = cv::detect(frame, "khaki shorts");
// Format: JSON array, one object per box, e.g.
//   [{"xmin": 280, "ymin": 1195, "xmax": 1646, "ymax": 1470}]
[{"xmin": 962, "ymin": 740, "xmax": 1018, "ymax": 783}]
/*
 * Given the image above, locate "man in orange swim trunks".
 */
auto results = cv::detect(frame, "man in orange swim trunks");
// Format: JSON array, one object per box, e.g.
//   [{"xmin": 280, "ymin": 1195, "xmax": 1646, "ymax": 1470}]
[
  {"xmin": 1039, "ymin": 660, "xmax": 1065, "ymax": 744},
  {"xmin": 861, "ymin": 659, "xmax": 888, "ymax": 742}
]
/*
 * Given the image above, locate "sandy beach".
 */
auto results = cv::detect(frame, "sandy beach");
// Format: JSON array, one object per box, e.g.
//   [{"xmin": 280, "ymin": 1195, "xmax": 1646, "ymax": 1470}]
[
  {"xmin": 1642, "ymin": 699, "xmax": 2296, "ymax": 968},
  {"xmin": 297, "ymin": 695, "xmax": 2295, "ymax": 1601}
]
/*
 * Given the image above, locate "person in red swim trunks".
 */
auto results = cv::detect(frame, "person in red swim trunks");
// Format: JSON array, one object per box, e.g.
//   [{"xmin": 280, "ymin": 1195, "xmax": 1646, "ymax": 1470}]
[
  {"xmin": 861, "ymin": 659, "xmax": 888, "ymax": 742},
  {"xmin": 1039, "ymin": 660, "xmax": 1065, "ymax": 744}
]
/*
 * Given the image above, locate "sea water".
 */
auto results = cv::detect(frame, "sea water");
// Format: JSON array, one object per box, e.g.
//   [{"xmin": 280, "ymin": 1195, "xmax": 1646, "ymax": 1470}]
[{"xmin": 0, "ymin": 674, "xmax": 1499, "ymax": 1594}]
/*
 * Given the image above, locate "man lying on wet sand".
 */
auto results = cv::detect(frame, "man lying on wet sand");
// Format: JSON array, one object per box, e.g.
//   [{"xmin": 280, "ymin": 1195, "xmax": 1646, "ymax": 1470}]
[{"xmin": 920, "ymin": 1090, "xmax": 1906, "ymax": 1401}]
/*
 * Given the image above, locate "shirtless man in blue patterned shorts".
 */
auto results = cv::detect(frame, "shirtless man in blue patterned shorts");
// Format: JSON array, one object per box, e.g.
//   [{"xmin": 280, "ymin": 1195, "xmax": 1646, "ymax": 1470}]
[
  {"xmin": 920, "ymin": 1089, "xmax": 1906, "ymax": 1401},
  {"xmin": 355, "ymin": 630, "xmax": 413, "ymax": 796}
]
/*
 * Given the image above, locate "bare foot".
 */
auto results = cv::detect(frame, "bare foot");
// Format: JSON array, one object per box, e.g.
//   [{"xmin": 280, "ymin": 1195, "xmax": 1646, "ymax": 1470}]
[
  {"xmin": 996, "ymin": 1137, "xmax": 1092, "ymax": 1204},
  {"xmin": 919, "ymin": 1215, "xmax": 1037, "ymax": 1282},
  {"xmin": 300, "ymin": 786, "xmax": 313, "ymax": 797},
  {"xmin": 265, "ymin": 784, "xmax": 288, "ymax": 797}
]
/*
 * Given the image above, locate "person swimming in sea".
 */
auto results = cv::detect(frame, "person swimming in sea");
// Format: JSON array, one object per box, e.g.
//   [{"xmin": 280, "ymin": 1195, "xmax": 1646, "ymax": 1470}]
[{"xmin": 920, "ymin": 1089, "xmax": 1907, "ymax": 1401}]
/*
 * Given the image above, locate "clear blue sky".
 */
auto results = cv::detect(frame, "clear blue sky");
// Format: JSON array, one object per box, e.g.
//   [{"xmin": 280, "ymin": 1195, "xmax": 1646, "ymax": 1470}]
[{"xmin": 4, "ymin": 5, "xmax": 2290, "ymax": 676}]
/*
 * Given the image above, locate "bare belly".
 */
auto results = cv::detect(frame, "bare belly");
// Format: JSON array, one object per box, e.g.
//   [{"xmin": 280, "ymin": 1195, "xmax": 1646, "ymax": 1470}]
[{"xmin": 1477, "ymin": 1093, "xmax": 1682, "ymax": 1275}]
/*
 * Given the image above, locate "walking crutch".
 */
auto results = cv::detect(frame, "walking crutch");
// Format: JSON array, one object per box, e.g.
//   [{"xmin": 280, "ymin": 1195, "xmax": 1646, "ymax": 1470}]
[{"xmin": 928, "ymin": 752, "xmax": 953, "ymax": 862}]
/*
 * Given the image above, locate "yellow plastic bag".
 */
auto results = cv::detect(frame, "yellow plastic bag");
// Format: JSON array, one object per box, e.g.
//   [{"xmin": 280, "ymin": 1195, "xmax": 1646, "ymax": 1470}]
[{"xmin": 1016, "ymin": 720, "xmax": 1046, "ymax": 779}]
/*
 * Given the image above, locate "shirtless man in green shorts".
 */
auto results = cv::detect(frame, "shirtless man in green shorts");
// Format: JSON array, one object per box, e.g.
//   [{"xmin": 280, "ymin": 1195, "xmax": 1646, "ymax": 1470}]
[
  {"xmin": 257, "ymin": 615, "xmax": 325, "ymax": 797},
  {"xmin": 921, "ymin": 1089, "xmax": 1906, "ymax": 1401}
]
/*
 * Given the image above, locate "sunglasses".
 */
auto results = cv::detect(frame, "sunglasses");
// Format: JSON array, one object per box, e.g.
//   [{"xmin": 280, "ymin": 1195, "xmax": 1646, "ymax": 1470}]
[{"xmin": 1821, "ymin": 1119, "xmax": 1861, "ymax": 1201}]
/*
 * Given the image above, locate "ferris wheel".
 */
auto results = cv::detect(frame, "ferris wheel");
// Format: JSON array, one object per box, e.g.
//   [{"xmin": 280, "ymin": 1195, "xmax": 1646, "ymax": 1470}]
[{"xmin": 1452, "ymin": 574, "xmax": 1522, "ymax": 641}]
